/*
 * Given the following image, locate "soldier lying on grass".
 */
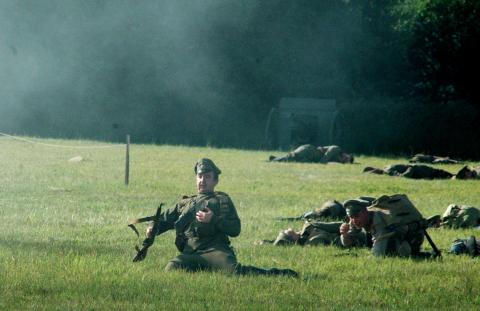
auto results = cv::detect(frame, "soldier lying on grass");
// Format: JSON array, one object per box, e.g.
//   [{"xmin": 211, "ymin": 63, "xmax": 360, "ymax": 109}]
[
  {"xmin": 262, "ymin": 197, "xmax": 375, "ymax": 248},
  {"xmin": 269, "ymin": 144, "xmax": 354, "ymax": 164},
  {"xmin": 364, "ymin": 164, "xmax": 480, "ymax": 180},
  {"xmin": 340, "ymin": 195, "xmax": 434, "ymax": 257},
  {"xmin": 428, "ymin": 204, "xmax": 480, "ymax": 229},
  {"xmin": 409, "ymin": 153, "xmax": 463, "ymax": 164}
]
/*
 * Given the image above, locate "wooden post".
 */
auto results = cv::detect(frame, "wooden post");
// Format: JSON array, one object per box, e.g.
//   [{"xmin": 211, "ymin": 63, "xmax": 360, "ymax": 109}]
[{"xmin": 125, "ymin": 134, "xmax": 130, "ymax": 185}]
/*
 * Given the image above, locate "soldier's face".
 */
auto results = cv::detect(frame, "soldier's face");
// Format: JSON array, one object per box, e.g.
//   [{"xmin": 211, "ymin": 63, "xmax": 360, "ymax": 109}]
[
  {"xmin": 350, "ymin": 209, "xmax": 369, "ymax": 228},
  {"xmin": 196, "ymin": 171, "xmax": 218, "ymax": 193}
]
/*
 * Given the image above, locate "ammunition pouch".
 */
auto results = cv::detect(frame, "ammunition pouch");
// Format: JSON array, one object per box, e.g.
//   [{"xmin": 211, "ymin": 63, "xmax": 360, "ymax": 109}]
[
  {"xmin": 175, "ymin": 234, "xmax": 187, "ymax": 252},
  {"xmin": 173, "ymin": 207, "xmax": 196, "ymax": 252}
]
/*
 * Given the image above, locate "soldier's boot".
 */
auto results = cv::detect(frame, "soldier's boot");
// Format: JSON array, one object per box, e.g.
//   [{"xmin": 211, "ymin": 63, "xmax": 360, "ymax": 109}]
[
  {"xmin": 466, "ymin": 236, "xmax": 479, "ymax": 257},
  {"xmin": 266, "ymin": 268, "xmax": 299, "ymax": 278}
]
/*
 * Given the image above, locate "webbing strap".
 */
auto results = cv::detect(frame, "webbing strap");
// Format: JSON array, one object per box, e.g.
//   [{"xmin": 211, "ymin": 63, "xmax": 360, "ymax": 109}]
[
  {"xmin": 128, "ymin": 215, "xmax": 156, "ymax": 238},
  {"xmin": 128, "ymin": 204, "xmax": 163, "ymax": 252}
]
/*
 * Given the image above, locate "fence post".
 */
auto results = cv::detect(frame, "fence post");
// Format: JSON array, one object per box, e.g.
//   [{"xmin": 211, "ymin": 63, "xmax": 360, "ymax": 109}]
[{"xmin": 125, "ymin": 134, "xmax": 130, "ymax": 185}]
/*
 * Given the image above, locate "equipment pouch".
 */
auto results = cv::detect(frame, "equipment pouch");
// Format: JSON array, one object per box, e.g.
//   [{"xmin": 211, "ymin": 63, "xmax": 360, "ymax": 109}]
[{"xmin": 175, "ymin": 234, "xmax": 187, "ymax": 252}]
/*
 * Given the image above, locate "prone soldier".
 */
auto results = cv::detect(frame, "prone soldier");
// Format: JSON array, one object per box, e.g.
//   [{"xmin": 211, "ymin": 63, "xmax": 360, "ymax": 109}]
[
  {"xmin": 363, "ymin": 164, "xmax": 454, "ymax": 179},
  {"xmin": 453, "ymin": 165, "xmax": 480, "ymax": 180},
  {"xmin": 268, "ymin": 197, "xmax": 375, "ymax": 248},
  {"xmin": 409, "ymin": 154, "xmax": 462, "ymax": 164},
  {"xmin": 429, "ymin": 204, "xmax": 480, "ymax": 229},
  {"xmin": 269, "ymin": 144, "xmax": 354, "ymax": 164},
  {"xmin": 340, "ymin": 195, "xmax": 429, "ymax": 257}
]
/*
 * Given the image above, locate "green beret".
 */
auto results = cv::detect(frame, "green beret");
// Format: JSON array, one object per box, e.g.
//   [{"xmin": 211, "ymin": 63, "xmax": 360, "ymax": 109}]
[
  {"xmin": 344, "ymin": 198, "xmax": 371, "ymax": 217},
  {"xmin": 194, "ymin": 158, "xmax": 221, "ymax": 175}
]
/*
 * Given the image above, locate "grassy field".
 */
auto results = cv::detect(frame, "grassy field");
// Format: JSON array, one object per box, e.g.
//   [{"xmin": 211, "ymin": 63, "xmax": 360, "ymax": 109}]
[{"xmin": 1, "ymin": 136, "xmax": 480, "ymax": 310}]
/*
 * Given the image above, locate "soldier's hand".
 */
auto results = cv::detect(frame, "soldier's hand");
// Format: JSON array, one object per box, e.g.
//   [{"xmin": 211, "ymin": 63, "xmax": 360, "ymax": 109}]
[
  {"xmin": 146, "ymin": 225, "xmax": 154, "ymax": 238},
  {"xmin": 339, "ymin": 223, "xmax": 350, "ymax": 235},
  {"xmin": 196, "ymin": 208, "xmax": 213, "ymax": 223},
  {"xmin": 133, "ymin": 246, "xmax": 148, "ymax": 262}
]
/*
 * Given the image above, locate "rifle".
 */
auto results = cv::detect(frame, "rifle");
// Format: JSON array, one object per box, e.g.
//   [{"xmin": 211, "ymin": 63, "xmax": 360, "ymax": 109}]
[
  {"xmin": 423, "ymin": 229, "xmax": 441, "ymax": 258},
  {"xmin": 129, "ymin": 203, "xmax": 164, "ymax": 262},
  {"xmin": 387, "ymin": 218, "xmax": 442, "ymax": 258},
  {"xmin": 274, "ymin": 211, "xmax": 324, "ymax": 222}
]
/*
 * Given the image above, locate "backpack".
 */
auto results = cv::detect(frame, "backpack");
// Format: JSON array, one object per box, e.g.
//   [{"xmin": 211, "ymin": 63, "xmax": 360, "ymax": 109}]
[
  {"xmin": 450, "ymin": 236, "xmax": 479, "ymax": 257},
  {"xmin": 367, "ymin": 194, "xmax": 424, "ymax": 227}
]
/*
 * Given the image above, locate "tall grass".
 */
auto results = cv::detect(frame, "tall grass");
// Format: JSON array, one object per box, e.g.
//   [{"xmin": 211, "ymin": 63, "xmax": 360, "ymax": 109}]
[{"xmin": 1, "ymin": 137, "xmax": 479, "ymax": 310}]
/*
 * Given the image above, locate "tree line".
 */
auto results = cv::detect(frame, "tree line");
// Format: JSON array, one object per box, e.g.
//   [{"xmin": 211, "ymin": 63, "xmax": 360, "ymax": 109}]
[{"xmin": 2, "ymin": 0, "xmax": 479, "ymax": 158}]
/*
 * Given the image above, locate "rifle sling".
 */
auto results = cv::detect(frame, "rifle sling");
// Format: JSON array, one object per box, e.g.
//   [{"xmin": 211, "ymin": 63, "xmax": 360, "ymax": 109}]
[{"xmin": 129, "ymin": 204, "xmax": 164, "ymax": 252}]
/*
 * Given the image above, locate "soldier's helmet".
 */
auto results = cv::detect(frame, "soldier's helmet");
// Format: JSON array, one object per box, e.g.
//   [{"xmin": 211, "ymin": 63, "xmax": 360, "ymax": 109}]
[
  {"xmin": 344, "ymin": 198, "xmax": 372, "ymax": 217},
  {"xmin": 194, "ymin": 158, "xmax": 222, "ymax": 176}
]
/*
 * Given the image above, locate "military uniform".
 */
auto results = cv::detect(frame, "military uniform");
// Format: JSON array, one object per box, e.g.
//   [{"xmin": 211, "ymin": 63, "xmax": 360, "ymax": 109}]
[
  {"xmin": 269, "ymin": 145, "xmax": 353, "ymax": 163},
  {"xmin": 341, "ymin": 195, "xmax": 425, "ymax": 257},
  {"xmin": 364, "ymin": 164, "xmax": 454, "ymax": 179},
  {"xmin": 155, "ymin": 191, "xmax": 240, "ymax": 272},
  {"xmin": 440, "ymin": 204, "xmax": 480, "ymax": 228},
  {"xmin": 409, "ymin": 154, "xmax": 462, "ymax": 164},
  {"xmin": 272, "ymin": 197, "xmax": 376, "ymax": 247},
  {"xmin": 272, "ymin": 221, "xmax": 343, "ymax": 246},
  {"xmin": 319, "ymin": 145, "xmax": 343, "ymax": 163},
  {"xmin": 454, "ymin": 166, "xmax": 480, "ymax": 180},
  {"xmin": 270, "ymin": 144, "xmax": 320, "ymax": 162},
  {"xmin": 143, "ymin": 158, "xmax": 297, "ymax": 277}
]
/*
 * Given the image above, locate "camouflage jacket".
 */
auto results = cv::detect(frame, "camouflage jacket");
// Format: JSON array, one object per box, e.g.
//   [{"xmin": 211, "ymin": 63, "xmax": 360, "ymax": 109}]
[
  {"xmin": 287, "ymin": 144, "xmax": 321, "ymax": 162},
  {"xmin": 319, "ymin": 145, "xmax": 342, "ymax": 163},
  {"xmin": 341, "ymin": 211, "xmax": 421, "ymax": 249},
  {"xmin": 441, "ymin": 205, "xmax": 480, "ymax": 228},
  {"xmin": 298, "ymin": 221, "xmax": 343, "ymax": 246},
  {"xmin": 384, "ymin": 164, "xmax": 453, "ymax": 179},
  {"xmin": 155, "ymin": 191, "xmax": 241, "ymax": 253}
]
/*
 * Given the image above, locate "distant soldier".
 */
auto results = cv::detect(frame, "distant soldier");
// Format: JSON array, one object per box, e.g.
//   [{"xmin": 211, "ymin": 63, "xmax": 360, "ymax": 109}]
[
  {"xmin": 363, "ymin": 164, "xmax": 454, "ymax": 179},
  {"xmin": 268, "ymin": 197, "xmax": 375, "ymax": 248},
  {"xmin": 439, "ymin": 204, "xmax": 480, "ymax": 228},
  {"xmin": 453, "ymin": 165, "xmax": 480, "ymax": 180},
  {"xmin": 340, "ymin": 194, "xmax": 427, "ymax": 257},
  {"xmin": 450, "ymin": 236, "xmax": 480, "ymax": 257},
  {"xmin": 272, "ymin": 221, "xmax": 344, "ymax": 247},
  {"xmin": 277, "ymin": 197, "xmax": 376, "ymax": 222},
  {"xmin": 133, "ymin": 158, "xmax": 297, "ymax": 276},
  {"xmin": 276, "ymin": 199, "xmax": 346, "ymax": 222},
  {"xmin": 409, "ymin": 154, "xmax": 462, "ymax": 164},
  {"xmin": 269, "ymin": 144, "xmax": 354, "ymax": 164}
]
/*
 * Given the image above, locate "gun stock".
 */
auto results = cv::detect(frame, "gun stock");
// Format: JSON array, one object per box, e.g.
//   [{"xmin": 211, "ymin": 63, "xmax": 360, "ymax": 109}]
[{"xmin": 130, "ymin": 203, "xmax": 164, "ymax": 262}]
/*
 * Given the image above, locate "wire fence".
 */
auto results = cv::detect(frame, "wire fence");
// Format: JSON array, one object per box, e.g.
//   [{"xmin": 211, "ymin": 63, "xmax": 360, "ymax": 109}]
[{"xmin": 0, "ymin": 132, "xmax": 125, "ymax": 149}]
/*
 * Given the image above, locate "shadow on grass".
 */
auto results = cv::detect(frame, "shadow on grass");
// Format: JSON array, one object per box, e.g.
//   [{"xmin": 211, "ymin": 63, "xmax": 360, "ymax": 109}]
[
  {"xmin": 0, "ymin": 237, "xmax": 125, "ymax": 258},
  {"xmin": 300, "ymin": 272, "xmax": 330, "ymax": 282}
]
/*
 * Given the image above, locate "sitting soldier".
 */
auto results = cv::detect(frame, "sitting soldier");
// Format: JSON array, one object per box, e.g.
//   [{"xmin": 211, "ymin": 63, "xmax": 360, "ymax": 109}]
[
  {"xmin": 363, "ymin": 164, "xmax": 454, "ymax": 179},
  {"xmin": 133, "ymin": 158, "xmax": 297, "ymax": 277},
  {"xmin": 409, "ymin": 154, "xmax": 462, "ymax": 164},
  {"xmin": 269, "ymin": 144, "xmax": 354, "ymax": 164}
]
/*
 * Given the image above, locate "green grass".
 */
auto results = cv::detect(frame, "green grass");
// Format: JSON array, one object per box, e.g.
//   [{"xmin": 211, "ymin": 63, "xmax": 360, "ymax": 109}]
[{"xmin": 1, "ymin": 136, "xmax": 480, "ymax": 310}]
